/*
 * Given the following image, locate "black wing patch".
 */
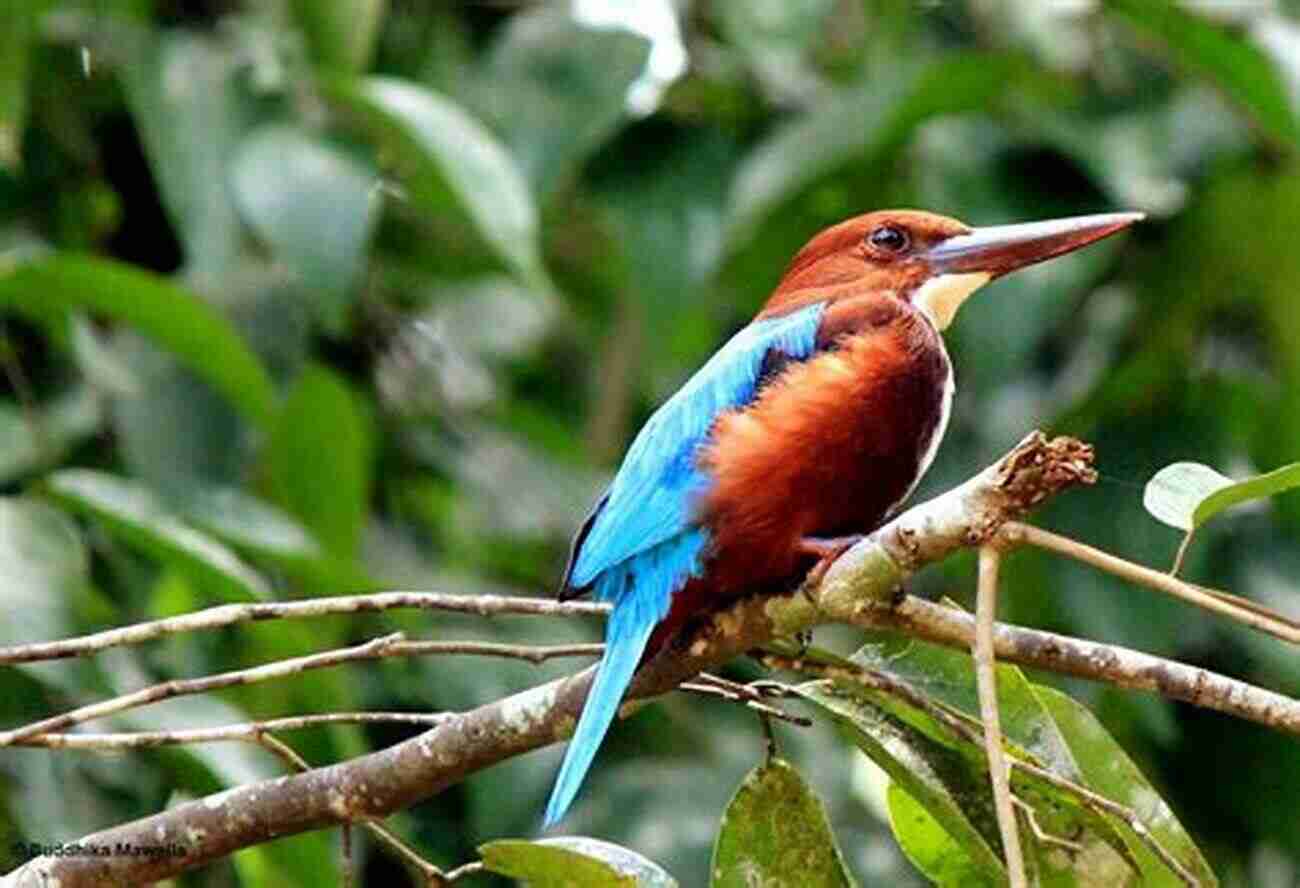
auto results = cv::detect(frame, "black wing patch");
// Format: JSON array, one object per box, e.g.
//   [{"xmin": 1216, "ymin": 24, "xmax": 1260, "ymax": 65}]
[{"xmin": 558, "ymin": 492, "xmax": 609, "ymax": 600}]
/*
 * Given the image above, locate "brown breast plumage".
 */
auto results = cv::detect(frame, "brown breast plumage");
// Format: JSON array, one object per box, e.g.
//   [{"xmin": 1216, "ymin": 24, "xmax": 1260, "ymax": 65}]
[{"xmin": 694, "ymin": 296, "xmax": 951, "ymax": 593}]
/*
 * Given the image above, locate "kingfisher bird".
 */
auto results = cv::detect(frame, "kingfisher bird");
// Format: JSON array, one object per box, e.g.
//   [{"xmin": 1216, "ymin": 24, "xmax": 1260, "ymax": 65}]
[{"xmin": 544, "ymin": 208, "xmax": 1142, "ymax": 826}]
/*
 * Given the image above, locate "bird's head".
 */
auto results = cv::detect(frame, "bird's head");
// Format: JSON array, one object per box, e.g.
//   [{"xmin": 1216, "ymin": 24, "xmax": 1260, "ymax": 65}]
[{"xmin": 759, "ymin": 209, "xmax": 1144, "ymax": 329}]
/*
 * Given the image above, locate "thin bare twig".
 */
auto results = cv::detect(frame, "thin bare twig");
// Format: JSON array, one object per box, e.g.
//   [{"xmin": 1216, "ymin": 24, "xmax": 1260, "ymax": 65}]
[
  {"xmin": 1010, "ymin": 757, "xmax": 1198, "ymax": 887},
  {"xmin": 0, "ymin": 636, "xmax": 601, "ymax": 747},
  {"xmin": 1001, "ymin": 522, "xmax": 1300, "ymax": 644},
  {"xmin": 974, "ymin": 545, "xmax": 1026, "ymax": 888},
  {"xmin": 341, "ymin": 821, "xmax": 354, "ymax": 888},
  {"xmin": 678, "ymin": 681, "xmax": 812, "ymax": 727},
  {"xmin": 0, "ymin": 591, "xmax": 610, "ymax": 666},
  {"xmin": 1170, "ymin": 531, "xmax": 1196, "ymax": 577},
  {"xmin": 8, "ymin": 712, "xmax": 451, "ymax": 749},
  {"xmin": 0, "ymin": 634, "xmax": 404, "ymax": 746},
  {"xmin": 1011, "ymin": 795, "xmax": 1083, "ymax": 855},
  {"xmin": 391, "ymin": 640, "xmax": 602, "ymax": 664},
  {"xmin": 442, "ymin": 861, "xmax": 486, "ymax": 883}
]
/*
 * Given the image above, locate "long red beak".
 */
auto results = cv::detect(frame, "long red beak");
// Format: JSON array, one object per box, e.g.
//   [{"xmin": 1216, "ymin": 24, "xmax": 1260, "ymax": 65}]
[{"xmin": 926, "ymin": 212, "xmax": 1144, "ymax": 277}]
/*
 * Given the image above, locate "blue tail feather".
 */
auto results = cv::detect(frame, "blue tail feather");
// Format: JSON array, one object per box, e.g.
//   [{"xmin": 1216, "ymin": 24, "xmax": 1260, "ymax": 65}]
[
  {"xmin": 542, "ymin": 602, "xmax": 656, "ymax": 827},
  {"xmin": 544, "ymin": 530, "xmax": 706, "ymax": 826}
]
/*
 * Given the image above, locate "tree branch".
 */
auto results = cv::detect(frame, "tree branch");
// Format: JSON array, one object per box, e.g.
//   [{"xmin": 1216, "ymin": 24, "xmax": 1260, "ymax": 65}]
[
  {"xmin": 4, "ymin": 432, "xmax": 1296, "ymax": 887},
  {"xmin": 0, "ymin": 592, "xmax": 608, "ymax": 666},
  {"xmin": 974, "ymin": 545, "xmax": 1025, "ymax": 888},
  {"xmin": 0, "ymin": 637, "xmax": 601, "ymax": 746}
]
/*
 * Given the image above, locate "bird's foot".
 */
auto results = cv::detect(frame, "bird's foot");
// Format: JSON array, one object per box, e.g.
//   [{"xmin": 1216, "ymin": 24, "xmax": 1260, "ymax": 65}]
[{"xmin": 797, "ymin": 534, "xmax": 865, "ymax": 588}]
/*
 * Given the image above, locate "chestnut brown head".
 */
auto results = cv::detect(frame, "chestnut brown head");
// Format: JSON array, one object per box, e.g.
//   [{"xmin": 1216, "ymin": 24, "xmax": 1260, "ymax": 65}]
[{"xmin": 761, "ymin": 209, "xmax": 1144, "ymax": 329}]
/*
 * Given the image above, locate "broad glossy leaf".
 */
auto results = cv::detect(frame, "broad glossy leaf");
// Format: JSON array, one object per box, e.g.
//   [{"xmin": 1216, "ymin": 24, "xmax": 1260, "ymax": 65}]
[
  {"xmin": 329, "ymin": 76, "xmax": 549, "ymax": 289},
  {"xmin": 1198, "ymin": 462, "xmax": 1300, "ymax": 525},
  {"xmin": 289, "ymin": 0, "xmax": 385, "ymax": 72},
  {"xmin": 887, "ymin": 781, "xmax": 991, "ymax": 887},
  {"xmin": 1034, "ymin": 686, "xmax": 1217, "ymax": 886},
  {"xmin": 1147, "ymin": 461, "xmax": 1300, "ymax": 533},
  {"xmin": 45, "ymin": 469, "xmax": 269, "ymax": 601},
  {"xmin": 230, "ymin": 124, "xmax": 378, "ymax": 331},
  {"xmin": 857, "ymin": 636, "xmax": 1212, "ymax": 884},
  {"xmin": 853, "ymin": 637, "xmax": 1080, "ymax": 777},
  {"xmin": 265, "ymin": 364, "xmax": 372, "ymax": 559},
  {"xmin": 0, "ymin": 256, "xmax": 277, "ymax": 428},
  {"xmin": 792, "ymin": 681, "xmax": 1008, "ymax": 883},
  {"xmin": 794, "ymin": 673, "xmax": 1166, "ymax": 885},
  {"xmin": 1105, "ymin": 0, "xmax": 1299, "ymax": 149},
  {"xmin": 1143, "ymin": 462, "xmax": 1235, "ymax": 531},
  {"xmin": 710, "ymin": 758, "xmax": 856, "ymax": 888},
  {"xmin": 481, "ymin": 837, "xmax": 677, "ymax": 887},
  {"xmin": 472, "ymin": 8, "xmax": 649, "ymax": 201}
]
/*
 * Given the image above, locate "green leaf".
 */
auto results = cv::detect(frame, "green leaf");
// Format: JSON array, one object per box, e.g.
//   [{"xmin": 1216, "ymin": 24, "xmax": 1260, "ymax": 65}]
[
  {"xmin": 1143, "ymin": 462, "xmax": 1235, "ymax": 531},
  {"xmin": 0, "ymin": 255, "xmax": 278, "ymax": 429},
  {"xmin": 328, "ymin": 76, "xmax": 549, "ymax": 290},
  {"xmin": 852, "ymin": 637, "xmax": 1080, "ymax": 777},
  {"xmin": 471, "ymin": 8, "xmax": 649, "ymax": 202},
  {"xmin": 178, "ymin": 486, "xmax": 322, "ymax": 561},
  {"xmin": 0, "ymin": 0, "xmax": 51, "ymax": 169},
  {"xmin": 117, "ymin": 27, "xmax": 257, "ymax": 278},
  {"xmin": 108, "ymin": 333, "xmax": 247, "ymax": 498},
  {"xmin": 1147, "ymin": 461, "xmax": 1300, "ymax": 534},
  {"xmin": 230, "ymin": 124, "xmax": 379, "ymax": 330},
  {"xmin": 714, "ymin": 0, "xmax": 836, "ymax": 59},
  {"xmin": 375, "ymin": 275, "xmax": 554, "ymax": 415},
  {"xmin": 481, "ymin": 837, "xmax": 677, "ymax": 887},
  {"xmin": 887, "ymin": 781, "xmax": 992, "ymax": 888},
  {"xmin": 1196, "ymin": 462, "xmax": 1300, "ymax": 525},
  {"xmin": 1034, "ymin": 686, "xmax": 1217, "ymax": 886},
  {"xmin": 712, "ymin": 0, "xmax": 834, "ymax": 105},
  {"xmin": 1105, "ymin": 0, "xmax": 1299, "ymax": 149},
  {"xmin": 592, "ymin": 131, "xmax": 736, "ymax": 384},
  {"xmin": 791, "ymin": 681, "xmax": 1008, "ymax": 883},
  {"xmin": 0, "ymin": 388, "xmax": 101, "ymax": 484},
  {"xmin": 725, "ymin": 53, "xmax": 1038, "ymax": 249},
  {"xmin": 710, "ymin": 758, "xmax": 856, "ymax": 888},
  {"xmin": 265, "ymin": 364, "xmax": 372, "ymax": 559},
  {"xmin": 290, "ymin": 0, "xmax": 386, "ymax": 73},
  {"xmin": 792, "ymin": 665, "xmax": 1182, "ymax": 885},
  {"xmin": 841, "ymin": 634, "xmax": 1215, "ymax": 884},
  {"xmin": 45, "ymin": 469, "xmax": 269, "ymax": 601},
  {"xmin": 0, "ymin": 496, "xmax": 87, "ymax": 655}
]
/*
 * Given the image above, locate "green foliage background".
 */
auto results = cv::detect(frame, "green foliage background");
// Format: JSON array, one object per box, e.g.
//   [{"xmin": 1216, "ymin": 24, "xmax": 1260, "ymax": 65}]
[{"xmin": 1, "ymin": 0, "xmax": 1298, "ymax": 884}]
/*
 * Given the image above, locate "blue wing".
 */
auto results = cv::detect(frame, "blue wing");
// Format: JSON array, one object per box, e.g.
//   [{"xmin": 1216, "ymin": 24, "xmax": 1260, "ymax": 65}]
[
  {"xmin": 568, "ymin": 301, "xmax": 829, "ymax": 595},
  {"xmin": 543, "ymin": 301, "xmax": 826, "ymax": 827}
]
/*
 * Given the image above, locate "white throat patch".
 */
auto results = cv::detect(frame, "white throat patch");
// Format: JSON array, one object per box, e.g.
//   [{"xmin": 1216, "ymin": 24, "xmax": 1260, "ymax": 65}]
[{"xmin": 912, "ymin": 272, "xmax": 991, "ymax": 330}]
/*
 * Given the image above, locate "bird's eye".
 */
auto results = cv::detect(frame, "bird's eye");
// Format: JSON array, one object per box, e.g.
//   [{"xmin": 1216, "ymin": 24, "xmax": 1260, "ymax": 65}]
[{"xmin": 868, "ymin": 225, "xmax": 909, "ymax": 253}]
